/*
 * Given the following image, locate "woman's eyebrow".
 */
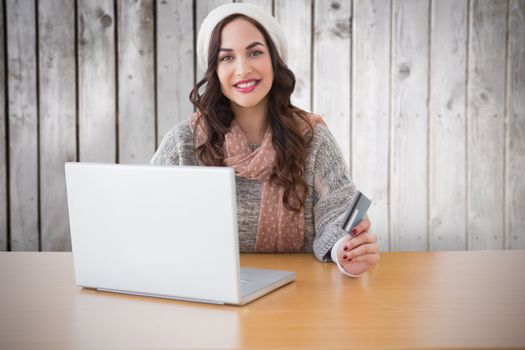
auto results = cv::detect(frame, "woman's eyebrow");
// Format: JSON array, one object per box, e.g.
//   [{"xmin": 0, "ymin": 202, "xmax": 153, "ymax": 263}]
[{"xmin": 219, "ymin": 41, "xmax": 264, "ymax": 52}]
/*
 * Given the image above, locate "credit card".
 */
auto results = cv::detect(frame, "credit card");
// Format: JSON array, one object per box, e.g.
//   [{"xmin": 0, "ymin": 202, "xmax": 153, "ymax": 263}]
[{"xmin": 341, "ymin": 191, "xmax": 371, "ymax": 235}]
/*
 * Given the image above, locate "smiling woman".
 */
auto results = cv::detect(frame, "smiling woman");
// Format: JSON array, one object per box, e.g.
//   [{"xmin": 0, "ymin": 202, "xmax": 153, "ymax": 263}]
[
  {"xmin": 150, "ymin": 3, "xmax": 380, "ymax": 277},
  {"xmin": 215, "ymin": 20, "xmax": 274, "ymax": 136}
]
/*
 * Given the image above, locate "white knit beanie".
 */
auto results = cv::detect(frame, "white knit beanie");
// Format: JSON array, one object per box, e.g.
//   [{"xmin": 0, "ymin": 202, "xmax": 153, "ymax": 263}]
[{"xmin": 196, "ymin": 3, "xmax": 288, "ymax": 71}]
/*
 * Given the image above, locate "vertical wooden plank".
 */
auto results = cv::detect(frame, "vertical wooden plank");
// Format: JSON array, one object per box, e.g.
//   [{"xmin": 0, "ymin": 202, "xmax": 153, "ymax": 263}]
[
  {"xmin": 391, "ymin": 0, "xmax": 429, "ymax": 251},
  {"xmin": 313, "ymin": 0, "xmax": 351, "ymax": 168},
  {"xmin": 38, "ymin": 0, "xmax": 77, "ymax": 251},
  {"xmin": 275, "ymin": 0, "xmax": 312, "ymax": 111},
  {"xmin": 234, "ymin": 0, "xmax": 271, "ymax": 13},
  {"xmin": 429, "ymin": 0, "xmax": 468, "ymax": 251},
  {"xmin": 467, "ymin": 0, "xmax": 507, "ymax": 250},
  {"xmin": 118, "ymin": 0, "xmax": 155, "ymax": 164},
  {"xmin": 78, "ymin": 0, "xmax": 116, "ymax": 163},
  {"xmin": 0, "ymin": 0, "xmax": 7, "ymax": 251},
  {"xmin": 352, "ymin": 0, "xmax": 391, "ymax": 251},
  {"xmin": 6, "ymin": 0, "xmax": 39, "ymax": 251},
  {"xmin": 506, "ymin": 0, "xmax": 525, "ymax": 249},
  {"xmin": 156, "ymin": 0, "xmax": 194, "ymax": 144},
  {"xmin": 196, "ymin": 0, "xmax": 233, "ymax": 33},
  {"xmin": 196, "ymin": 0, "xmax": 232, "ymax": 81}
]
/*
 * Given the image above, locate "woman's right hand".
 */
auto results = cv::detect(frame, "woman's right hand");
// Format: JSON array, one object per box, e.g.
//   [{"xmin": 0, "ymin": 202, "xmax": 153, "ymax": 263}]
[{"xmin": 337, "ymin": 217, "xmax": 380, "ymax": 276}]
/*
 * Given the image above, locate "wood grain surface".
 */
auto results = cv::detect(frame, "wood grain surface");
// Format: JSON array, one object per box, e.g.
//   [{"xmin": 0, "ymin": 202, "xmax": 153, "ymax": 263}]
[
  {"xmin": 429, "ymin": 0, "xmax": 468, "ymax": 251},
  {"xmin": 78, "ymin": 0, "xmax": 117, "ymax": 163},
  {"xmin": 0, "ymin": 251, "xmax": 524, "ymax": 349},
  {"xmin": 313, "ymin": 0, "xmax": 351, "ymax": 167},
  {"xmin": 352, "ymin": 0, "xmax": 391, "ymax": 251},
  {"xmin": 6, "ymin": 0, "xmax": 39, "ymax": 251},
  {"xmin": 0, "ymin": 0, "xmax": 6, "ymax": 251},
  {"xmin": 391, "ymin": 0, "xmax": 429, "ymax": 251},
  {"xmin": 117, "ymin": 0, "xmax": 156, "ymax": 164},
  {"xmin": 156, "ymin": 0, "xmax": 194, "ymax": 143},
  {"xmin": 506, "ymin": 0, "xmax": 525, "ymax": 250},
  {"xmin": 38, "ymin": 0, "xmax": 77, "ymax": 251},
  {"xmin": 467, "ymin": 0, "xmax": 507, "ymax": 250}
]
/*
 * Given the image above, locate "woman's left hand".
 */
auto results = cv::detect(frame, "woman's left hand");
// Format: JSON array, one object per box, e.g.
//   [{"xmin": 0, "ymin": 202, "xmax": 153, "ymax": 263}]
[{"xmin": 337, "ymin": 216, "xmax": 380, "ymax": 276}]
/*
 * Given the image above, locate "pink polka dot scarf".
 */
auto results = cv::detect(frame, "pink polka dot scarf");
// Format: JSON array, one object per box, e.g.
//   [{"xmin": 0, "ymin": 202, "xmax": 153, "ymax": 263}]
[{"xmin": 190, "ymin": 112, "xmax": 326, "ymax": 252}]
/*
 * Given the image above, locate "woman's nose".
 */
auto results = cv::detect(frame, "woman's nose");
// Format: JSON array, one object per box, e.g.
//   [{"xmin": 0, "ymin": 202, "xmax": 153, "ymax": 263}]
[{"xmin": 235, "ymin": 56, "xmax": 252, "ymax": 76}]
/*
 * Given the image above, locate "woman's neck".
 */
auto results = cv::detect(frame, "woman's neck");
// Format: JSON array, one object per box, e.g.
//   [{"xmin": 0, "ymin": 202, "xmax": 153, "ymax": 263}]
[{"xmin": 230, "ymin": 98, "xmax": 270, "ymax": 145}]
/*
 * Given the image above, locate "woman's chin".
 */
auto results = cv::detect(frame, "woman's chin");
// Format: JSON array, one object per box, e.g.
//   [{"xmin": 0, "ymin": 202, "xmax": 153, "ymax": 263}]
[{"xmin": 230, "ymin": 97, "xmax": 265, "ymax": 109}]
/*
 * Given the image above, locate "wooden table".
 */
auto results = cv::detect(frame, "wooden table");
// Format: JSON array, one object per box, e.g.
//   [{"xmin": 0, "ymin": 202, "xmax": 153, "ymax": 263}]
[{"xmin": 0, "ymin": 251, "xmax": 524, "ymax": 349}]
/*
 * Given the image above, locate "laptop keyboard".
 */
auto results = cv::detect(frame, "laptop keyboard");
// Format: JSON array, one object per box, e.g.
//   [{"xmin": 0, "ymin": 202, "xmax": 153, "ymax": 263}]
[
  {"xmin": 239, "ymin": 275, "xmax": 269, "ymax": 298},
  {"xmin": 240, "ymin": 278, "xmax": 252, "ymax": 285},
  {"xmin": 239, "ymin": 268, "xmax": 293, "ymax": 299}
]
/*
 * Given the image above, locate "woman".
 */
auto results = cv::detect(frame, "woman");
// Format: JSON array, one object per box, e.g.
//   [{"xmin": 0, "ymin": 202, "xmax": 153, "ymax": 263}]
[{"xmin": 150, "ymin": 3, "xmax": 379, "ymax": 277}]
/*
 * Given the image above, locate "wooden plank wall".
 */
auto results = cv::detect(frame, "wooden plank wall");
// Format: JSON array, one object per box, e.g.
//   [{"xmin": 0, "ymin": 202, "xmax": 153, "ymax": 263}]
[
  {"xmin": 391, "ymin": 0, "xmax": 429, "ymax": 251},
  {"xmin": 78, "ymin": 0, "xmax": 116, "ymax": 164},
  {"xmin": 0, "ymin": 0, "xmax": 523, "ymax": 252},
  {"xmin": 0, "ymin": 0, "xmax": 6, "ymax": 251},
  {"xmin": 429, "ymin": 0, "xmax": 468, "ymax": 251},
  {"xmin": 6, "ymin": 0, "xmax": 39, "ymax": 251},
  {"xmin": 39, "ymin": 0, "xmax": 77, "ymax": 251},
  {"xmin": 353, "ymin": 0, "xmax": 391, "ymax": 251}
]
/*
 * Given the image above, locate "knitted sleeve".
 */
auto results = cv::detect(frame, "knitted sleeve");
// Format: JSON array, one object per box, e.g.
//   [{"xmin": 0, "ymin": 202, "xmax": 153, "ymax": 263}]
[
  {"xmin": 311, "ymin": 126, "xmax": 357, "ymax": 262},
  {"xmin": 149, "ymin": 121, "xmax": 196, "ymax": 166}
]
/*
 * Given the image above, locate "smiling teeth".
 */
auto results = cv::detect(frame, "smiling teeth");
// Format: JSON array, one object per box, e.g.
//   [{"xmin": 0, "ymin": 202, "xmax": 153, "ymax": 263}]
[{"xmin": 236, "ymin": 81, "xmax": 257, "ymax": 88}]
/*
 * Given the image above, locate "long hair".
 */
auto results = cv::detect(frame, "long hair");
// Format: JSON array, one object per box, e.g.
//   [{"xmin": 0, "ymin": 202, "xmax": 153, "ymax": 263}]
[{"xmin": 189, "ymin": 14, "xmax": 314, "ymax": 213}]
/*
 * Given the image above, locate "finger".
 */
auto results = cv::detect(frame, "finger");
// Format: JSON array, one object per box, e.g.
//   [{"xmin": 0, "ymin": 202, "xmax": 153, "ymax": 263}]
[
  {"xmin": 341, "ymin": 234, "xmax": 353, "ymax": 245},
  {"xmin": 338, "ymin": 237, "xmax": 351, "ymax": 256},
  {"xmin": 344, "ymin": 242, "xmax": 378, "ymax": 260},
  {"xmin": 349, "ymin": 253, "xmax": 380, "ymax": 265},
  {"xmin": 342, "ymin": 233, "xmax": 377, "ymax": 252},
  {"xmin": 340, "ymin": 253, "xmax": 380, "ymax": 276},
  {"xmin": 341, "ymin": 243, "xmax": 374, "ymax": 261},
  {"xmin": 352, "ymin": 216, "xmax": 371, "ymax": 236}
]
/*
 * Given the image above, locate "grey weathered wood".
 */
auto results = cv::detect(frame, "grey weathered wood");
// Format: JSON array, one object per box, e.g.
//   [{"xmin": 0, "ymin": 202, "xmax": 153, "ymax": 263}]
[
  {"xmin": 0, "ymin": 0, "xmax": 6, "ymax": 251},
  {"xmin": 78, "ymin": 0, "xmax": 116, "ymax": 163},
  {"xmin": 0, "ymin": 0, "xmax": 523, "ymax": 252},
  {"xmin": 391, "ymin": 0, "xmax": 429, "ymax": 251},
  {"xmin": 118, "ymin": 0, "xmax": 156, "ymax": 164},
  {"xmin": 196, "ymin": 0, "xmax": 234, "ymax": 36},
  {"xmin": 467, "ymin": 0, "xmax": 507, "ymax": 250},
  {"xmin": 156, "ymin": 0, "xmax": 194, "ymax": 144},
  {"xmin": 274, "ymin": 0, "xmax": 312, "ymax": 111},
  {"xmin": 38, "ymin": 0, "xmax": 77, "ymax": 251},
  {"xmin": 429, "ymin": 0, "xmax": 468, "ymax": 250},
  {"xmin": 313, "ymin": 0, "xmax": 351, "ymax": 168},
  {"xmin": 429, "ymin": 0, "xmax": 468, "ymax": 251},
  {"xmin": 6, "ymin": 0, "xmax": 39, "ymax": 251},
  {"xmin": 196, "ymin": 0, "xmax": 232, "ymax": 81},
  {"xmin": 506, "ymin": 0, "xmax": 525, "ymax": 249},
  {"xmin": 234, "ymin": 0, "xmax": 271, "ymax": 13},
  {"xmin": 352, "ymin": 0, "xmax": 391, "ymax": 251}
]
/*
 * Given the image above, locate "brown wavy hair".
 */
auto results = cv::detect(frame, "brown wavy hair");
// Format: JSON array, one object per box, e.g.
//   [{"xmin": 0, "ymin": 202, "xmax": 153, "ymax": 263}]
[{"xmin": 189, "ymin": 14, "xmax": 314, "ymax": 213}]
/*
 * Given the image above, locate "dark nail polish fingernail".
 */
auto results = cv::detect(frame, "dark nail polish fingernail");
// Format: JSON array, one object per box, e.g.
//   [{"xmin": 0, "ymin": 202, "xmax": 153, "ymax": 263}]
[
  {"xmin": 343, "ymin": 246, "xmax": 348, "ymax": 251},
  {"xmin": 343, "ymin": 254, "xmax": 348, "ymax": 260},
  {"xmin": 351, "ymin": 228, "xmax": 357, "ymax": 235}
]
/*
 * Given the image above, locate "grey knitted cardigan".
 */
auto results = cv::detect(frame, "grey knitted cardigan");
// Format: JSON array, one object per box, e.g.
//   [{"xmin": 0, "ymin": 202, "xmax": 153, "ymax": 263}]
[{"xmin": 149, "ymin": 120, "xmax": 356, "ymax": 262}]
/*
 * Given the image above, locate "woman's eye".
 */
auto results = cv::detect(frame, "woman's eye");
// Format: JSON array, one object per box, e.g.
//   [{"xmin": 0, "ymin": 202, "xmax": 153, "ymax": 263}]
[{"xmin": 219, "ymin": 51, "xmax": 263, "ymax": 62}]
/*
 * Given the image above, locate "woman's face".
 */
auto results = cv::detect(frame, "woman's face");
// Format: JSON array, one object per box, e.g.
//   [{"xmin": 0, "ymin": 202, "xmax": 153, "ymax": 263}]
[{"xmin": 216, "ymin": 18, "xmax": 274, "ymax": 109}]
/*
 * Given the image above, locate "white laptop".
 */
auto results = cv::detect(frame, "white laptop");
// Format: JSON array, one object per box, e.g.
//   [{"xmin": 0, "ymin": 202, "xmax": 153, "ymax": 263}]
[{"xmin": 65, "ymin": 162, "xmax": 295, "ymax": 305}]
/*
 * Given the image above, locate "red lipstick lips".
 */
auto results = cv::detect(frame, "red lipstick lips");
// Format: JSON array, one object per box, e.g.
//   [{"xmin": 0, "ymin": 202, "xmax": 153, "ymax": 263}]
[{"xmin": 234, "ymin": 79, "xmax": 260, "ymax": 93}]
